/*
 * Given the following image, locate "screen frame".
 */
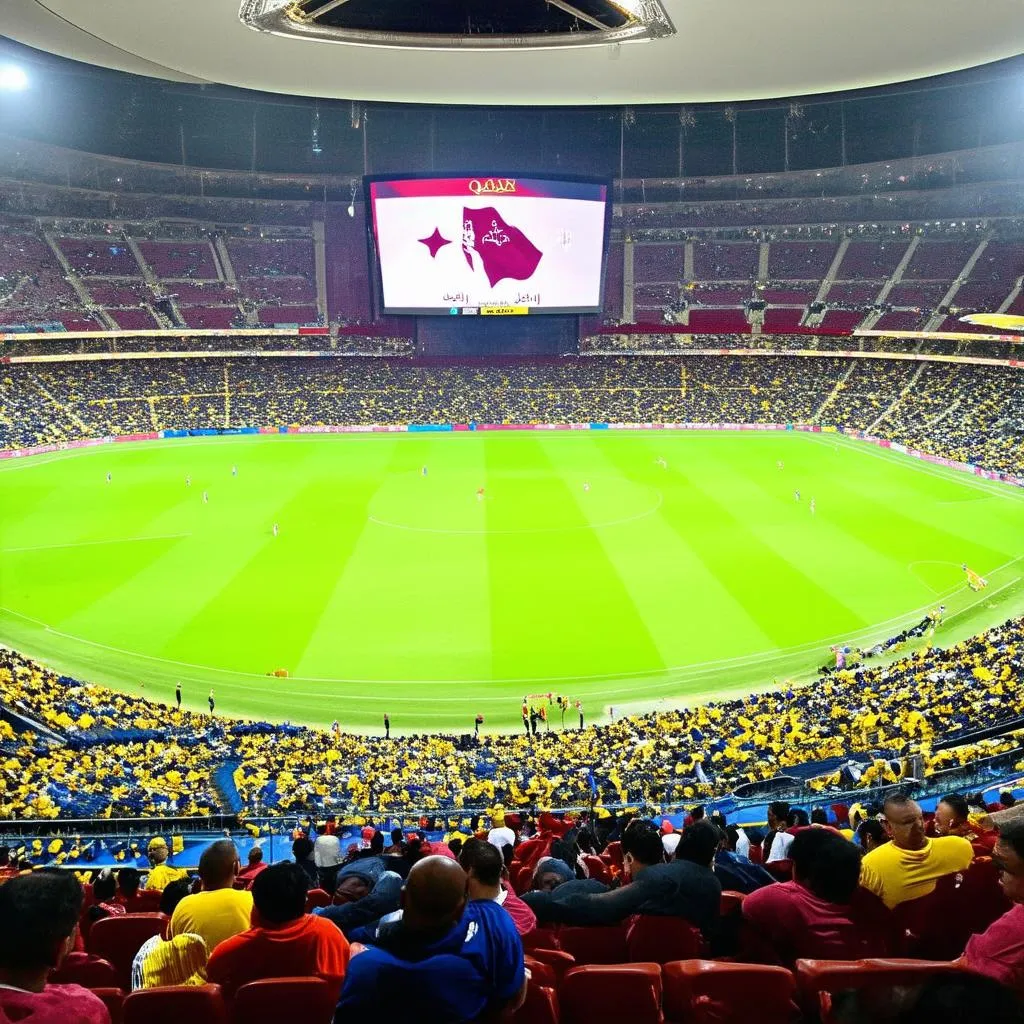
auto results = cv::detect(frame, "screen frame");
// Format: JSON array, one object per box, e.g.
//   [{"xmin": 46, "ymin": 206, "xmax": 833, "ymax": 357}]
[{"xmin": 363, "ymin": 171, "xmax": 613, "ymax": 317}]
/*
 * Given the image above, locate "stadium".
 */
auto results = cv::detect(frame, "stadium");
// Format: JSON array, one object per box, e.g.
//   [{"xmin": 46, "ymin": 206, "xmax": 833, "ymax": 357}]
[{"xmin": 0, "ymin": 3, "xmax": 1023, "ymax": 1019}]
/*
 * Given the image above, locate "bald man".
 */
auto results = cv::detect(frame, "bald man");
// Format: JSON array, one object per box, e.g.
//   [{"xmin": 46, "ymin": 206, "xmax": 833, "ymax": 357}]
[
  {"xmin": 168, "ymin": 840, "xmax": 253, "ymax": 962},
  {"xmin": 337, "ymin": 856, "xmax": 526, "ymax": 1022}
]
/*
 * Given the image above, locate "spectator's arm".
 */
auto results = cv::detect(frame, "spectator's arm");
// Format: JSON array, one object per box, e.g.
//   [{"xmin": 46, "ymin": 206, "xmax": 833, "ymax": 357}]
[
  {"xmin": 547, "ymin": 876, "xmax": 665, "ymax": 926},
  {"xmin": 314, "ymin": 871, "xmax": 403, "ymax": 938}
]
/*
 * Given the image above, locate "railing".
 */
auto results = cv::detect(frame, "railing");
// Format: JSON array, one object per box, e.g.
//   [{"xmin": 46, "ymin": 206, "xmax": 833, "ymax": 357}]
[{"xmin": 727, "ymin": 746, "xmax": 1024, "ymax": 811}]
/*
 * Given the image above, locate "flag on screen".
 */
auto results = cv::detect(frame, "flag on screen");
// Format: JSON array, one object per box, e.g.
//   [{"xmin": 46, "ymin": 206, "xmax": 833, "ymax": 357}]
[{"xmin": 463, "ymin": 206, "xmax": 543, "ymax": 287}]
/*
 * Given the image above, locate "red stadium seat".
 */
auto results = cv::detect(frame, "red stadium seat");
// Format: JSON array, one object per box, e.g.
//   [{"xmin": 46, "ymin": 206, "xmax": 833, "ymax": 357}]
[
  {"xmin": 581, "ymin": 855, "xmax": 610, "ymax": 883},
  {"xmin": 123, "ymin": 984, "xmax": 227, "ymax": 1024},
  {"xmin": 557, "ymin": 925, "xmax": 629, "ymax": 966},
  {"xmin": 513, "ymin": 863, "xmax": 535, "ymax": 895},
  {"xmin": 626, "ymin": 916, "xmax": 705, "ymax": 965},
  {"xmin": 523, "ymin": 927, "xmax": 562, "ymax": 953},
  {"xmin": 719, "ymin": 891, "xmax": 746, "ymax": 916},
  {"xmin": 129, "ymin": 889, "xmax": 164, "ymax": 913},
  {"xmin": 765, "ymin": 859, "xmax": 793, "ymax": 881},
  {"xmin": 525, "ymin": 948, "xmax": 575, "ymax": 984},
  {"xmin": 601, "ymin": 842, "xmax": 624, "ymax": 869},
  {"xmin": 663, "ymin": 959, "xmax": 797, "ymax": 1024},
  {"xmin": 304, "ymin": 888, "xmax": 332, "ymax": 912},
  {"xmin": 560, "ymin": 963, "xmax": 663, "ymax": 1024},
  {"xmin": 87, "ymin": 913, "xmax": 168, "ymax": 991},
  {"xmin": 90, "ymin": 987, "xmax": 125, "ymax": 1024},
  {"xmin": 511, "ymin": 982, "xmax": 560, "ymax": 1024},
  {"xmin": 231, "ymin": 977, "xmax": 336, "ymax": 1024},
  {"xmin": 525, "ymin": 956, "xmax": 559, "ymax": 990},
  {"xmin": 49, "ymin": 952, "xmax": 118, "ymax": 989},
  {"xmin": 795, "ymin": 958, "xmax": 963, "ymax": 1023}
]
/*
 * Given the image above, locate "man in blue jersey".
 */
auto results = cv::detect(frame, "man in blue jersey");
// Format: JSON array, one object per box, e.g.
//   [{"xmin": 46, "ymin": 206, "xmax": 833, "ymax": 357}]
[{"xmin": 337, "ymin": 856, "xmax": 526, "ymax": 1023}]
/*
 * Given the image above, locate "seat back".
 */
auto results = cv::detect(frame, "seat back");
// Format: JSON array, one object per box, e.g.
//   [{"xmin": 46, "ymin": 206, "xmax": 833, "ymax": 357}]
[
  {"xmin": 795, "ymin": 958, "xmax": 962, "ymax": 1023},
  {"xmin": 511, "ymin": 982, "xmax": 560, "ymax": 1024},
  {"xmin": 719, "ymin": 891, "xmax": 746, "ymax": 917},
  {"xmin": 561, "ymin": 964, "xmax": 663, "ymax": 1024},
  {"xmin": 558, "ymin": 925, "xmax": 629, "ymax": 966},
  {"xmin": 49, "ymin": 952, "xmax": 118, "ymax": 989},
  {"xmin": 602, "ymin": 842, "xmax": 624, "ymax": 869},
  {"xmin": 87, "ymin": 913, "xmax": 168, "ymax": 991},
  {"xmin": 581, "ymin": 855, "xmax": 611, "ymax": 884},
  {"xmin": 523, "ymin": 927, "xmax": 562, "ymax": 953},
  {"xmin": 525, "ymin": 956, "xmax": 559, "ymax": 990},
  {"xmin": 512, "ymin": 863, "xmax": 535, "ymax": 895},
  {"xmin": 123, "ymin": 984, "xmax": 227, "ymax": 1024},
  {"xmin": 131, "ymin": 889, "xmax": 164, "ymax": 913},
  {"xmin": 91, "ymin": 987, "xmax": 126, "ymax": 1024},
  {"xmin": 304, "ymin": 888, "xmax": 332, "ymax": 912},
  {"xmin": 626, "ymin": 916, "xmax": 704, "ymax": 966},
  {"xmin": 525, "ymin": 947, "xmax": 576, "ymax": 984},
  {"xmin": 232, "ymin": 977, "xmax": 335, "ymax": 1024},
  {"xmin": 663, "ymin": 959, "xmax": 796, "ymax": 1024}
]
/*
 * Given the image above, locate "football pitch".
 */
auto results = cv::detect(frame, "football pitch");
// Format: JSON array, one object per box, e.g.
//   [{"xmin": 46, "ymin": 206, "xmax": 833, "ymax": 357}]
[{"xmin": 1, "ymin": 430, "xmax": 1023, "ymax": 734}]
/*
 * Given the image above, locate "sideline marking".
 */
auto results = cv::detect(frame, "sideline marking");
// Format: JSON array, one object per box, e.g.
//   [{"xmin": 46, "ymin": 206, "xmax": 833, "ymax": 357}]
[
  {"xmin": 1, "ymin": 533, "xmax": 192, "ymax": 554},
  {"xmin": 906, "ymin": 559, "xmax": 963, "ymax": 596}
]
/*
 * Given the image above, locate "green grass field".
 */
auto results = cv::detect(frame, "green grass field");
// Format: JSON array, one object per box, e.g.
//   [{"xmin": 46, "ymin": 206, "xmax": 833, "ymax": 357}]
[{"xmin": 1, "ymin": 430, "xmax": 1022, "ymax": 733}]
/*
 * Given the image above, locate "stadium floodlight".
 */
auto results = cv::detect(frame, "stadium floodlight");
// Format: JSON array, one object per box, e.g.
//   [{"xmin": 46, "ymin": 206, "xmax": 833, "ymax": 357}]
[{"xmin": 0, "ymin": 66, "xmax": 28, "ymax": 91}]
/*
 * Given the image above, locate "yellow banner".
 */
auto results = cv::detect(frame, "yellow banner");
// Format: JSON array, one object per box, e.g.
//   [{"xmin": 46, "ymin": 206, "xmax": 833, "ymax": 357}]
[{"xmin": 480, "ymin": 306, "xmax": 529, "ymax": 316}]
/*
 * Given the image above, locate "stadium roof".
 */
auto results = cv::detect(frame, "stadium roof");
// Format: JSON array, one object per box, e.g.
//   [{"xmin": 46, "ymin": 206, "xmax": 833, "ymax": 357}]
[{"xmin": 4, "ymin": 0, "xmax": 1023, "ymax": 105}]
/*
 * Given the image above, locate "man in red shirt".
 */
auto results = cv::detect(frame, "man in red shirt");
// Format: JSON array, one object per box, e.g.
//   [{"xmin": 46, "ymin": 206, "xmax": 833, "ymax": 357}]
[
  {"xmin": 935, "ymin": 794, "xmax": 998, "ymax": 853},
  {"xmin": 236, "ymin": 847, "xmax": 268, "ymax": 888},
  {"xmin": 115, "ymin": 867, "xmax": 144, "ymax": 910},
  {"xmin": 962, "ymin": 819, "xmax": 1024, "ymax": 993},
  {"xmin": 206, "ymin": 861, "xmax": 350, "ymax": 1001},
  {"xmin": 0, "ymin": 870, "xmax": 109, "ymax": 1024},
  {"xmin": 741, "ymin": 827, "xmax": 897, "ymax": 967},
  {"xmin": 459, "ymin": 839, "xmax": 536, "ymax": 936}
]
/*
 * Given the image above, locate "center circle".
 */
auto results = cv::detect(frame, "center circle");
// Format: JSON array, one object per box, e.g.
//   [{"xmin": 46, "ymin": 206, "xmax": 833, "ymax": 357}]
[{"xmin": 368, "ymin": 470, "xmax": 662, "ymax": 535}]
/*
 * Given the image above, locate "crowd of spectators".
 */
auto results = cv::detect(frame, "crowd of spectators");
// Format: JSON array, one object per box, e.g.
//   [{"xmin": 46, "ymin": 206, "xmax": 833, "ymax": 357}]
[
  {"xmin": 1, "ymin": 614, "xmax": 1021, "ymax": 821},
  {"xmin": 2, "ymin": 356, "xmax": 1018, "ymax": 474},
  {"xmin": 7, "ymin": 790, "xmax": 1024, "ymax": 1021}
]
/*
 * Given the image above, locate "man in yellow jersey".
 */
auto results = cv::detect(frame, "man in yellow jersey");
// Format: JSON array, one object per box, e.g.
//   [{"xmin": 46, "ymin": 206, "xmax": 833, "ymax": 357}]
[
  {"xmin": 860, "ymin": 794, "xmax": 973, "ymax": 909},
  {"xmin": 169, "ymin": 840, "xmax": 253, "ymax": 964},
  {"xmin": 143, "ymin": 838, "xmax": 188, "ymax": 892}
]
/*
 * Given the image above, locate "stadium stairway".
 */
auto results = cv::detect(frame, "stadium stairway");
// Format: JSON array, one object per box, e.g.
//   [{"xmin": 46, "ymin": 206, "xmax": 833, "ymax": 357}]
[{"xmin": 211, "ymin": 758, "xmax": 245, "ymax": 815}]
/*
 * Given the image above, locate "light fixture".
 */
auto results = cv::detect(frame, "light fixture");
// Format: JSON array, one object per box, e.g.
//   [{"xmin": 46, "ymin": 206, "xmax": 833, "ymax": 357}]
[
  {"xmin": 347, "ymin": 182, "xmax": 357, "ymax": 218},
  {"xmin": 0, "ymin": 66, "xmax": 28, "ymax": 91},
  {"xmin": 347, "ymin": 204, "xmax": 355, "ymax": 217}
]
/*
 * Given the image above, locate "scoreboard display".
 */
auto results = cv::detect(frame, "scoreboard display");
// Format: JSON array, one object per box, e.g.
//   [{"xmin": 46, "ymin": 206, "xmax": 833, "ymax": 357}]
[{"xmin": 366, "ymin": 175, "xmax": 610, "ymax": 316}]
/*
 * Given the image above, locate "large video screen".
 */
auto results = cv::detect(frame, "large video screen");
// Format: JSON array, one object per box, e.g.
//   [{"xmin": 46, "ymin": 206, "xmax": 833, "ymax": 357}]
[{"xmin": 366, "ymin": 175, "xmax": 610, "ymax": 316}]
